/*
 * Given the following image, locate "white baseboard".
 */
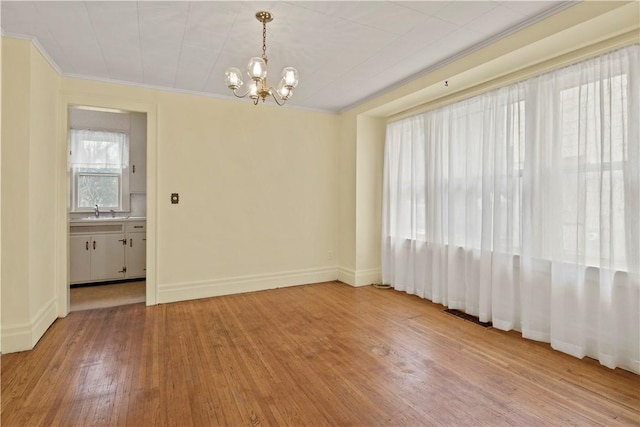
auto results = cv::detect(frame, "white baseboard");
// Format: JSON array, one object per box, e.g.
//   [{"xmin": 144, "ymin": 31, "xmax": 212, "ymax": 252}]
[
  {"xmin": 158, "ymin": 266, "xmax": 339, "ymax": 304},
  {"xmin": 1, "ymin": 297, "xmax": 57, "ymax": 353},
  {"xmin": 337, "ymin": 267, "xmax": 382, "ymax": 287},
  {"xmin": 338, "ymin": 267, "xmax": 356, "ymax": 286},
  {"xmin": 1, "ymin": 321, "xmax": 32, "ymax": 353},
  {"xmin": 355, "ymin": 268, "xmax": 382, "ymax": 286},
  {"xmin": 31, "ymin": 298, "xmax": 58, "ymax": 346}
]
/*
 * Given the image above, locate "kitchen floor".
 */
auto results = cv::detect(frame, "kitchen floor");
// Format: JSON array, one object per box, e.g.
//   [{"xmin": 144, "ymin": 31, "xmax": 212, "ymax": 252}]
[{"xmin": 70, "ymin": 281, "xmax": 145, "ymax": 311}]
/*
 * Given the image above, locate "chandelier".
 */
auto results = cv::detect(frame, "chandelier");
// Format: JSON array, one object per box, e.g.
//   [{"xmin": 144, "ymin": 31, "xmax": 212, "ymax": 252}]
[{"xmin": 224, "ymin": 11, "xmax": 299, "ymax": 106}]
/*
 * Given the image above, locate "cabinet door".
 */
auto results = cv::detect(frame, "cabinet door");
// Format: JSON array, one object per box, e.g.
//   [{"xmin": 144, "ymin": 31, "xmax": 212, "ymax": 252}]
[
  {"xmin": 126, "ymin": 233, "xmax": 146, "ymax": 279},
  {"xmin": 91, "ymin": 234, "xmax": 126, "ymax": 281},
  {"xmin": 129, "ymin": 112, "xmax": 147, "ymax": 193},
  {"xmin": 70, "ymin": 235, "xmax": 91, "ymax": 283}
]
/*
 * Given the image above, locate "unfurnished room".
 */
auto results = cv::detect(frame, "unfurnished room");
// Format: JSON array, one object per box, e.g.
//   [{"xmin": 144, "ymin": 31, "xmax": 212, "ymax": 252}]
[{"xmin": 0, "ymin": 1, "xmax": 639, "ymax": 426}]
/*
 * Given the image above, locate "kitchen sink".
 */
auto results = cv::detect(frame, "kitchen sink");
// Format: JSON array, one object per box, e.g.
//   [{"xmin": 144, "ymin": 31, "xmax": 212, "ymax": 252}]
[{"xmin": 81, "ymin": 216, "xmax": 128, "ymax": 220}]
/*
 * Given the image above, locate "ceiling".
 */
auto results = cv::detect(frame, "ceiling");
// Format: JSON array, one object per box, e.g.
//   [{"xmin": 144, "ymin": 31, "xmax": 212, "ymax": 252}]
[{"xmin": 1, "ymin": 1, "xmax": 574, "ymax": 112}]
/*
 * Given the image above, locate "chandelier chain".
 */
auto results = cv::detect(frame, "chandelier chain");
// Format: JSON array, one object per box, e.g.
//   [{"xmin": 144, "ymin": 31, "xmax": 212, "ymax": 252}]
[{"xmin": 262, "ymin": 20, "xmax": 267, "ymax": 61}]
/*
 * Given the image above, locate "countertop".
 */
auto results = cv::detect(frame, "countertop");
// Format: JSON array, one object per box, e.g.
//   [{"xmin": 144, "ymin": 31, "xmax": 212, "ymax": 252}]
[{"xmin": 69, "ymin": 216, "xmax": 146, "ymax": 224}]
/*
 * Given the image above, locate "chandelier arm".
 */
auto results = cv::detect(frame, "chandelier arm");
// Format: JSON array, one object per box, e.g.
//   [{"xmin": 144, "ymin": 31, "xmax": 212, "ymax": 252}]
[
  {"xmin": 269, "ymin": 89, "xmax": 286, "ymax": 106},
  {"xmin": 232, "ymin": 88, "xmax": 252, "ymax": 99}
]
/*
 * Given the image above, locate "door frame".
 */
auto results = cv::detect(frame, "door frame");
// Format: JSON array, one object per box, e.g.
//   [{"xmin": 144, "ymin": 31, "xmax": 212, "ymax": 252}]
[{"xmin": 57, "ymin": 93, "xmax": 158, "ymax": 316}]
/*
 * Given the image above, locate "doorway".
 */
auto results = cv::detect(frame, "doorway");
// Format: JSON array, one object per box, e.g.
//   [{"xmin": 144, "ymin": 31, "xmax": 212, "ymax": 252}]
[{"xmin": 67, "ymin": 106, "xmax": 148, "ymax": 311}]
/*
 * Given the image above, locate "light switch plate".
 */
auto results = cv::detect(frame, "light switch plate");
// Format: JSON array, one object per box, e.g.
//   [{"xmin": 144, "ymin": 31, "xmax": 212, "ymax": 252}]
[{"xmin": 171, "ymin": 193, "xmax": 179, "ymax": 204}]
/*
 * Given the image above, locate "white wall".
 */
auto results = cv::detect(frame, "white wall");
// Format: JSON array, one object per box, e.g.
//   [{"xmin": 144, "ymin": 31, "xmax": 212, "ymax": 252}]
[
  {"xmin": 337, "ymin": 113, "xmax": 385, "ymax": 287},
  {"xmin": 151, "ymin": 90, "xmax": 339, "ymax": 300},
  {"xmin": 354, "ymin": 115, "xmax": 385, "ymax": 285},
  {"xmin": 337, "ymin": 113, "xmax": 356, "ymax": 283},
  {"xmin": 69, "ymin": 108, "xmax": 130, "ymax": 132},
  {"xmin": 0, "ymin": 19, "xmax": 3, "ymax": 354},
  {"xmin": 1, "ymin": 38, "xmax": 60, "ymax": 352},
  {"xmin": 28, "ymin": 39, "xmax": 60, "ymax": 341},
  {"xmin": 1, "ymin": 39, "xmax": 30, "ymax": 351}
]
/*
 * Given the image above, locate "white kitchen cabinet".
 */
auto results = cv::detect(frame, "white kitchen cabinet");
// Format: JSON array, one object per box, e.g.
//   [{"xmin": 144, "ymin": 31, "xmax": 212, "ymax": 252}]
[
  {"xmin": 69, "ymin": 235, "xmax": 92, "ymax": 283},
  {"xmin": 91, "ymin": 234, "xmax": 127, "ymax": 280},
  {"xmin": 126, "ymin": 221, "xmax": 146, "ymax": 279},
  {"xmin": 69, "ymin": 220, "xmax": 146, "ymax": 285},
  {"xmin": 129, "ymin": 112, "xmax": 147, "ymax": 193},
  {"xmin": 69, "ymin": 233, "xmax": 126, "ymax": 284}
]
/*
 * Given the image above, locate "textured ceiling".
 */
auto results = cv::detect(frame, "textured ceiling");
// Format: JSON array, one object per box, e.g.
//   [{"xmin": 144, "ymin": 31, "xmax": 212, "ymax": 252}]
[{"xmin": 1, "ymin": 1, "xmax": 573, "ymax": 112}]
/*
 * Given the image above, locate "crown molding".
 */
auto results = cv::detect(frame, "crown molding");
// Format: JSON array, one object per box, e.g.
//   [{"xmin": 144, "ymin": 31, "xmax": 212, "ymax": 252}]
[
  {"xmin": 62, "ymin": 72, "xmax": 337, "ymax": 115},
  {"xmin": 1, "ymin": 30, "xmax": 63, "ymax": 75},
  {"xmin": 1, "ymin": 30, "xmax": 336, "ymax": 115}
]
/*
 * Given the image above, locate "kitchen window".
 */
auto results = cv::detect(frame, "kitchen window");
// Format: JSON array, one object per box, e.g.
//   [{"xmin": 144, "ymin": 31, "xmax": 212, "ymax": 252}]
[{"xmin": 69, "ymin": 129, "xmax": 129, "ymax": 212}]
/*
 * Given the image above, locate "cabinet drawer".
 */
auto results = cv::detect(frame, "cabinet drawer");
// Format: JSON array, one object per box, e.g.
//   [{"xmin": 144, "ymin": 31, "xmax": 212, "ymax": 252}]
[
  {"xmin": 70, "ymin": 223, "xmax": 124, "ymax": 234},
  {"xmin": 127, "ymin": 221, "xmax": 146, "ymax": 233}
]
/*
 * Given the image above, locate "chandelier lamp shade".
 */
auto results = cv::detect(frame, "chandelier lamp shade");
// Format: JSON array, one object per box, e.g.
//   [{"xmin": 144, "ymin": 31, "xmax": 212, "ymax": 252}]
[{"xmin": 224, "ymin": 11, "xmax": 299, "ymax": 106}]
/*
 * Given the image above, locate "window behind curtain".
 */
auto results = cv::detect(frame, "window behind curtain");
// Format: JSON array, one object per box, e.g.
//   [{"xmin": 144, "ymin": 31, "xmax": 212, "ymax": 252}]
[
  {"xmin": 559, "ymin": 74, "xmax": 629, "ymax": 270},
  {"xmin": 385, "ymin": 64, "xmax": 634, "ymax": 270},
  {"xmin": 69, "ymin": 129, "xmax": 129, "ymax": 211},
  {"xmin": 386, "ymin": 88, "xmax": 525, "ymax": 253}
]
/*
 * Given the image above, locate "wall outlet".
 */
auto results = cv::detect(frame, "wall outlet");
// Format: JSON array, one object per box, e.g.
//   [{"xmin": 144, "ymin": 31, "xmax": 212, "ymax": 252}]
[
  {"xmin": 171, "ymin": 193, "xmax": 179, "ymax": 204},
  {"xmin": 327, "ymin": 250, "xmax": 334, "ymax": 261}
]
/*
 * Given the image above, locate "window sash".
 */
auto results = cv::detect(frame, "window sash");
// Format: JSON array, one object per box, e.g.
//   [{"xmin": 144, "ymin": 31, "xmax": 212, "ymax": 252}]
[{"xmin": 74, "ymin": 172, "xmax": 122, "ymax": 210}]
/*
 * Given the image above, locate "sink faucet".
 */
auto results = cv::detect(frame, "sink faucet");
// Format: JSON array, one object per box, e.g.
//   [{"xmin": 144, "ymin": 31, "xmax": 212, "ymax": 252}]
[
  {"xmin": 94, "ymin": 204, "xmax": 99, "ymax": 218},
  {"xmin": 110, "ymin": 209, "xmax": 116, "ymax": 218}
]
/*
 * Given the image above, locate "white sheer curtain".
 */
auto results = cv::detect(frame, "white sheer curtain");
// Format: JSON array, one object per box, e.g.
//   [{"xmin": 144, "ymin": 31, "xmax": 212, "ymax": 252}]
[
  {"xmin": 382, "ymin": 45, "xmax": 639, "ymax": 373},
  {"xmin": 69, "ymin": 129, "xmax": 129, "ymax": 169}
]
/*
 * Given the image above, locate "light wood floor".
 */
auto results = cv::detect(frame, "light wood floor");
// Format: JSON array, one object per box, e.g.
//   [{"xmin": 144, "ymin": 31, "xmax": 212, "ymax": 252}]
[
  {"xmin": 2, "ymin": 281, "xmax": 638, "ymax": 426},
  {"xmin": 70, "ymin": 281, "xmax": 146, "ymax": 312}
]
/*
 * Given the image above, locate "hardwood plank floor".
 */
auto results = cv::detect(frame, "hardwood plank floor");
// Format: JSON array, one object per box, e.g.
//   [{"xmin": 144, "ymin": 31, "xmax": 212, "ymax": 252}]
[
  {"xmin": 2, "ymin": 281, "xmax": 638, "ymax": 426},
  {"xmin": 70, "ymin": 281, "xmax": 146, "ymax": 312}
]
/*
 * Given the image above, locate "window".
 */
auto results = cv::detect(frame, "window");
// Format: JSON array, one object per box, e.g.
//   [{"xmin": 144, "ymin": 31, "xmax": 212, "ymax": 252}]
[
  {"xmin": 70, "ymin": 129, "xmax": 129, "ymax": 212},
  {"xmin": 383, "ymin": 44, "xmax": 639, "ymax": 375},
  {"xmin": 559, "ymin": 74, "xmax": 629, "ymax": 269},
  {"xmin": 76, "ymin": 173, "xmax": 120, "ymax": 209},
  {"xmin": 386, "ymin": 70, "xmax": 630, "ymax": 268},
  {"xmin": 385, "ymin": 93, "xmax": 525, "ymax": 251}
]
